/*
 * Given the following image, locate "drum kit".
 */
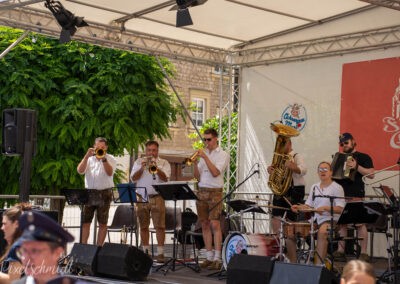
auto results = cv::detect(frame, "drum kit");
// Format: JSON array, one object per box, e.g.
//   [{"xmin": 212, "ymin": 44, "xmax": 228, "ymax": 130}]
[{"xmin": 222, "ymin": 198, "xmax": 320, "ymax": 269}]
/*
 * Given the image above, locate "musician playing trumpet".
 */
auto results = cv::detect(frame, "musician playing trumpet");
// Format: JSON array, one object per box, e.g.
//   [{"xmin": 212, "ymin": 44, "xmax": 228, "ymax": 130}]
[
  {"xmin": 77, "ymin": 137, "xmax": 116, "ymax": 246},
  {"xmin": 130, "ymin": 140, "xmax": 171, "ymax": 263},
  {"xmin": 291, "ymin": 161, "xmax": 345, "ymax": 265}
]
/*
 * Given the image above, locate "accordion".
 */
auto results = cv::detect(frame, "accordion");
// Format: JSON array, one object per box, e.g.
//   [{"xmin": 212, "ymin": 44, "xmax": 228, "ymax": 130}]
[{"xmin": 331, "ymin": 152, "xmax": 356, "ymax": 181}]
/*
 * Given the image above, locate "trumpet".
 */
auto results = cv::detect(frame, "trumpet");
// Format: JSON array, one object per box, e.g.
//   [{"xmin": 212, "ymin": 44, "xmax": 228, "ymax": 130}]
[
  {"xmin": 148, "ymin": 161, "xmax": 158, "ymax": 175},
  {"xmin": 144, "ymin": 156, "xmax": 158, "ymax": 175},
  {"xmin": 94, "ymin": 148, "xmax": 106, "ymax": 159},
  {"xmin": 183, "ymin": 151, "xmax": 200, "ymax": 166}
]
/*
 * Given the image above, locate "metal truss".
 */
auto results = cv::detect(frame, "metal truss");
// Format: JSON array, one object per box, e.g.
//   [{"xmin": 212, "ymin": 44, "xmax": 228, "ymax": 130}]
[
  {"xmin": 359, "ymin": 0, "xmax": 400, "ymax": 11},
  {"xmin": 0, "ymin": 7, "xmax": 229, "ymax": 66},
  {"xmin": 233, "ymin": 25, "xmax": 400, "ymax": 67},
  {"xmin": 0, "ymin": 3, "xmax": 399, "ymax": 67},
  {"xmin": 217, "ymin": 65, "xmax": 240, "ymax": 193}
]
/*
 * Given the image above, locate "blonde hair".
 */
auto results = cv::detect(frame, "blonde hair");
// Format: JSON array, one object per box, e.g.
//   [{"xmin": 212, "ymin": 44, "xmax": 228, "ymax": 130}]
[{"xmin": 341, "ymin": 260, "xmax": 375, "ymax": 282}]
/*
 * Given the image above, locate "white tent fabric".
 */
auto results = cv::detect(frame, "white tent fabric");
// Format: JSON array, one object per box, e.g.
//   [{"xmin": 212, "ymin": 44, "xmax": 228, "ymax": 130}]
[{"xmin": 0, "ymin": 0, "xmax": 399, "ymax": 66}]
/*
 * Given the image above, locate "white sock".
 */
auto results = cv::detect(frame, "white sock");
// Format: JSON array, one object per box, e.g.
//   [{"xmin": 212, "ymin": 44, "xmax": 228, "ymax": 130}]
[
  {"xmin": 157, "ymin": 246, "xmax": 164, "ymax": 255},
  {"xmin": 206, "ymin": 250, "xmax": 214, "ymax": 261},
  {"xmin": 214, "ymin": 250, "xmax": 221, "ymax": 261}
]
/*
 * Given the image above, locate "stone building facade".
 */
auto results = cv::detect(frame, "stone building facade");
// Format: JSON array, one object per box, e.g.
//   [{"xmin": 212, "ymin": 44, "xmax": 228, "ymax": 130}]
[{"xmin": 121, "ymin": 59, "xmax": 229, "ymax": 182}]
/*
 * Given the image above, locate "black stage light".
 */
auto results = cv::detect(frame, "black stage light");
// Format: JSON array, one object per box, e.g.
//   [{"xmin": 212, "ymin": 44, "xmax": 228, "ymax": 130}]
[
  {"xmin": 170, "ymin": 0, "xmax": 208, "ymax": 27},
  {"xmin": 45, "ymin": 0, "xmax": 88, "ymax": 43}
]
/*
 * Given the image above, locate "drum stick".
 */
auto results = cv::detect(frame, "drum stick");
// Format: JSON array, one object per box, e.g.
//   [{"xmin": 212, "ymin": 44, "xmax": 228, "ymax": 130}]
[{"xmin": 283, "ymin": 196, "xmax": 292, "ymax": 207}]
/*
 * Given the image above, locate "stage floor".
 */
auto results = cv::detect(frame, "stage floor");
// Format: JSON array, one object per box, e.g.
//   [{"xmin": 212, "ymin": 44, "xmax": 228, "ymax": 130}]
[{"xmin": 75, "ymin": 244, "xmax": 393, "ymax": 283}]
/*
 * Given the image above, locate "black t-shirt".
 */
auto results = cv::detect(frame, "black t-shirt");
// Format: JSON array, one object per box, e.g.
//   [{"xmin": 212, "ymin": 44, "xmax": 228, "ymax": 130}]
[{"xmin": 335, "ymin": 151, "xmax": 374, "ymax": 198}]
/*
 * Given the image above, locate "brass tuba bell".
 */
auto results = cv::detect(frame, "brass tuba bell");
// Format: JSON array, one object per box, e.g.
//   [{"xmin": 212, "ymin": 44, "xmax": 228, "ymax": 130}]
[{"xmin": 268, "ymin": 123, "xmax": 300, "ymax": 196}]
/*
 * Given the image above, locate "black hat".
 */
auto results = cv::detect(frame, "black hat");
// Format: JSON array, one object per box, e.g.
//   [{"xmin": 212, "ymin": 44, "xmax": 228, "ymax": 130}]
[
  {"xmin": 339, "ymin": 132, "xmax": 353, "ymax": 143},
  {"xmin": 18, "ymin": 211, "xmax": 74, "ymax": 246}
]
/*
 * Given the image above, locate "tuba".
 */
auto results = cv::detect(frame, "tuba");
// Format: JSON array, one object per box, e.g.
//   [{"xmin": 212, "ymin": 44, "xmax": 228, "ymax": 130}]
[{"xmin": 268, "ymin": 123, "xmax": 300, "ymax": 196}]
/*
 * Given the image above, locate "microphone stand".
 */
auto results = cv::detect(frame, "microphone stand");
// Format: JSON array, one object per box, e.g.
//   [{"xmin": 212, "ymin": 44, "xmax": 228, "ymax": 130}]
[
  {"xmin": 209, "ymin": 168, "xmax": 259, "ymax": 217},
  {"xmin": 313, "ymin": 194, "xmax": 342, "ymax": 271}
]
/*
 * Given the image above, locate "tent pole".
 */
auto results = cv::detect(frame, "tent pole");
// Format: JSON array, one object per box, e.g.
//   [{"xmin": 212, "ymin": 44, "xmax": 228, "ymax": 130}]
[
  {"xmin": 155, "ymin": 55, "xmax": 203, "ymax": 139},
  {"xmin": 0, "ymin": 30, "xmax": 30, "ymax": 60}
]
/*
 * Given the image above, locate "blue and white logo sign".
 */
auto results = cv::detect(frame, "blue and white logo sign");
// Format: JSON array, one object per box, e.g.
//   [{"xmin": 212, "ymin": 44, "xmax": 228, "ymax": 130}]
[{"xmin": 281, "ymin": 103, "xmax": 307, "ymax": 131}]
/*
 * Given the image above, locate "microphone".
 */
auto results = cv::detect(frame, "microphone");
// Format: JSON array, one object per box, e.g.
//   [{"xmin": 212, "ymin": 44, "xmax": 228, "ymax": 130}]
[{"xmin": 257, "ymin": 163, "xmax": 260, "ymax": 179}]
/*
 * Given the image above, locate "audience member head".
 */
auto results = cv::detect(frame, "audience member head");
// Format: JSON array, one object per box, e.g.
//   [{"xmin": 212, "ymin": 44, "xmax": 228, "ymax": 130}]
[
  {"xmin": 341, "ymin": 260, "xmax": 375, "ymax": 284},
  {"xmin": 17, "ymin": 211, "xmax": 74, "ymax": 282},
  {"xmin": 1, "ymin": 203, "xmax": 32, "ymax": 245}
]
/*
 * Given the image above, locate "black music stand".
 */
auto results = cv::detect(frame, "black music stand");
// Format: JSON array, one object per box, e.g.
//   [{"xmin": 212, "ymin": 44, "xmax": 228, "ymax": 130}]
[
  {"xmin": 337, "ymin": 201, "xmax": 385, "ymax": 259},
  {"xmin": 152, "ymin": 182, "xmax": 199, "ymax": 274},
  {"xmin": 61, "ymin": 189, "xmax": 89, "ymax": 243}
]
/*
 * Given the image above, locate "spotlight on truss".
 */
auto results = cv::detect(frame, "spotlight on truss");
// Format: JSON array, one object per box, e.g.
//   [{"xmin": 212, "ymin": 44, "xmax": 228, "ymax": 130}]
[
  {"xmin": 45, "ymin": 0, "xmax": 88, "ymax": 43},
  {"xmin": 170, "ymin": 0, "xmax": 207, "ymax": 27}
]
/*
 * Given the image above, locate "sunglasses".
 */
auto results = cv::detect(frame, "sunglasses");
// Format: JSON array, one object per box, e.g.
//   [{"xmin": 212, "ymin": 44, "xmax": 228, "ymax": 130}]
[
  {"xmin": 203, "ymin": 138, "xmax": 213, "ymax": 142},
  {"xmin": 339, "ymin": 141, "xmax": 350, "ymax": 147},
  {"xmin": 318, "ymin": 168, "xmax": 329, "ymax": 172}
]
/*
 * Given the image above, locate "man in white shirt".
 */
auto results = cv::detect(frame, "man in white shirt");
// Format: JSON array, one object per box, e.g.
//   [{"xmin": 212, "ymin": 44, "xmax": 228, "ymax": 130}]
[
  {"xmin": 292, "ymin": 161, "xmax": 345, "ymax": 264},
  {"xmin": 131, "ymin": 141, "xmax": 171, "ymax": 263},
  {"xmin": 194, "ymin": 128, "xmax": 230, "ymax": 270},
  {"xmin": 77, "ymin": 137, "xmax": 116, "ymax": 246}
]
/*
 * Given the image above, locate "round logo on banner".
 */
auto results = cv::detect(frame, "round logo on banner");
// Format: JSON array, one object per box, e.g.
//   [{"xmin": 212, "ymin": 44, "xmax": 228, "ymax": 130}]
[{"xmin": 281, "ymin": 103, "xmax": 307, "ymax": 131}]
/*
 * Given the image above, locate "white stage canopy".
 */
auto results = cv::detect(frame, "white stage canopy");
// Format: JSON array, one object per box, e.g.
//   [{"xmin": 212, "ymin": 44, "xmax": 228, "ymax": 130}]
[{"xmin": 0, "ymin": 0, "xmax": 399, "ymax": 66}]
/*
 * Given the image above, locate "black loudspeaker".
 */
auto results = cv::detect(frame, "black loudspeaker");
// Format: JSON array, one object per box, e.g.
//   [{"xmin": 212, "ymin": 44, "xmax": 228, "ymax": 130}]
[
  {"xmin": 270, "ymin": 262, "xmax": 339, "ymax": 284},
  {"xmin": 69, "ymin": 243, "xmax": 100, "ymax": 276},
  {"xmin": 227, "ymin": 254, "xmax": 275, "ymax": 284},
  {"xmin": 96, "ymin": 243, "xmax": 152, "ymax": 281},
  {"xmin": 34, "ymin": 210, "xmax": 59, "ymax": 224},
  {"xmin": 2, "ymin": 108, "xmax": 37, "ymax": 156}
]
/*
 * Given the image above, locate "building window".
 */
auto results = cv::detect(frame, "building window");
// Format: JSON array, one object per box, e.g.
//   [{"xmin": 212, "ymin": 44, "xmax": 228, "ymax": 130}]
[{"xmin": 191, "ymin": 98, "xmax": 205, "ymax": 127}]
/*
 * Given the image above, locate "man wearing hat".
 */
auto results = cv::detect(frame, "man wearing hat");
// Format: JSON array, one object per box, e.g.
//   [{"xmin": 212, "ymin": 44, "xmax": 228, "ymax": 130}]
[
  {"xmin": 12, "ymin": 211, "xmax": 74, "ymax": 284},
  {"xmin": 333, "ymin": 132, "xmax": 375, "ymax": 262}
]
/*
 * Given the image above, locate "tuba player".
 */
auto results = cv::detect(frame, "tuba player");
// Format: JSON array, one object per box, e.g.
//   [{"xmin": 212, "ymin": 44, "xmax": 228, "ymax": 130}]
[{"xmin": 267, "ymin": 138, "xmax": 307, "ymax": 262}]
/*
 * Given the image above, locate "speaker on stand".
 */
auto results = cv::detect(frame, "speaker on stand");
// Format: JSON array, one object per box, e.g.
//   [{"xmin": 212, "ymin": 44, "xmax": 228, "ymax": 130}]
[{"xmin": 2, "ymin": 108, "xmax": 37, "ymax": 202}]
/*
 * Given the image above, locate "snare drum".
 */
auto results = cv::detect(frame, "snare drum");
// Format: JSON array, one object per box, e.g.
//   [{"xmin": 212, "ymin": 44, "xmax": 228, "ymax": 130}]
[
  {"xmin": 222, "ymin": 232, "xmax": 279, "ymax": 269},
  {"xmin": 284, "ymin": 222, "xmax": 315, "ymax": 238}
]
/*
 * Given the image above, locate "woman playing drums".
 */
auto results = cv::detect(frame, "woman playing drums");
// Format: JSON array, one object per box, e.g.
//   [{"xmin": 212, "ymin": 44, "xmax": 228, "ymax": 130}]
[{"xmin": 291, "ymin": 161, "xmax": 345, "ymax": 265}]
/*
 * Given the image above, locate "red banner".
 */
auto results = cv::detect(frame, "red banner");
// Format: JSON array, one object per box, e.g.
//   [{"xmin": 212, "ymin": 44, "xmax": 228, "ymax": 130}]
[{"xmin": 341, "ymin": 57, "xmax": 400, "ymax": 170}]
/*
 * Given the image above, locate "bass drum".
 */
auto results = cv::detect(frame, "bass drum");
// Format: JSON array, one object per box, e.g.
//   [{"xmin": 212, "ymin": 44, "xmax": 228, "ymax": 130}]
[
  {"xmin": 222, "ymin": 232, "xmax": 279, "ymax": 269},
  {"xmin": 221, "ymin": 211, "xmax": 247, "ymax": 240}
]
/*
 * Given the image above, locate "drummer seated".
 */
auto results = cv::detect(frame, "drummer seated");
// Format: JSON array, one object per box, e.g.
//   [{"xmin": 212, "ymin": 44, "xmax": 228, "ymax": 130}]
[
  {"xmin": 291, "ymin": 161, "xmax": 345, "ymax": 265},
  {"xmin": 291, "ymin": 204, "xmax": 342, "ymax": 264}
]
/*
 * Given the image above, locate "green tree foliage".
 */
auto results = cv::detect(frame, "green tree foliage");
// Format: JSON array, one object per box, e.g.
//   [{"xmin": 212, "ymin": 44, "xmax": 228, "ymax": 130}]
[
  {"xmin": 0, "ymin": 27, "xmax": 180, "ymax": 195},
  {"xmin": 188, "ymin": 112, "xmax": 238, "ymax": 190}
]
